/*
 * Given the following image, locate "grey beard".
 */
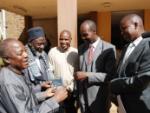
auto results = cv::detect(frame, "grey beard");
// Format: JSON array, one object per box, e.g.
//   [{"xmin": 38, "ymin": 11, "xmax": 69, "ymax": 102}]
[{"xmin": 36, "ymin": 51, "xmax": 44, "ymax": 57}]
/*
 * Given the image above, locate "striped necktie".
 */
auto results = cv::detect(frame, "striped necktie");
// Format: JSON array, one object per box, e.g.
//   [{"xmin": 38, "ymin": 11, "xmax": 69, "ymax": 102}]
[{"xmin": 87, "ymin": 44, "xmax": 94, "ymax": 65}]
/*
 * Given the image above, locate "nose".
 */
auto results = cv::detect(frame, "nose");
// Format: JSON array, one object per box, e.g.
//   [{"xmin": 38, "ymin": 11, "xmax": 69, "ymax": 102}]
[
  {"xmin": 38, "ymin": 44, "xmax": 45, "ymax": 50},
  {"xmin": 60, "ymin": 40, "xmax": 66, "ymax": 45},
  {"xmin": 23, "ymin": 51, "xmax": 28, "ymax": 58}
]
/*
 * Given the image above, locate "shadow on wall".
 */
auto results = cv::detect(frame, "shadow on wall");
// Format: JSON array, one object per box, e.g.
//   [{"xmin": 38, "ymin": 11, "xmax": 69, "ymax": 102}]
[{"xmin": 18, "ymin": 28, "xmax": 28, "ymax": 45}]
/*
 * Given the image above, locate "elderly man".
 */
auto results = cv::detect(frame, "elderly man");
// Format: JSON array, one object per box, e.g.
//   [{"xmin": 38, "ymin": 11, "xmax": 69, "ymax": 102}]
[
  {"xmin": 23, "ymin": 26, "xmax": 56, "ymax": 102},
  {"xmin": 0, "ymin": 38, "xmax": 68, "ymax": 113},
  {"xmin": 25, "ymin": 27, "xmax": 54, "ymax": 85},
  {"xmin": 111, "ymin": 14, "xmax": 150, "ymax": 113}
]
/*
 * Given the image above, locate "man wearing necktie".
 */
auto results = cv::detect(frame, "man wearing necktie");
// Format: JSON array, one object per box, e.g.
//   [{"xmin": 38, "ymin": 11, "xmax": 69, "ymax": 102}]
[
  {"xmin": 87, "ymin": 44, "xmax": 94, "ymax": 65},
  {"xmin": 75, "ymin": 20, "xmax": 116, "ymax": 113},
  {"xmin": 111, "ymin": 14, "xmax": 150, "ymax": 113}
]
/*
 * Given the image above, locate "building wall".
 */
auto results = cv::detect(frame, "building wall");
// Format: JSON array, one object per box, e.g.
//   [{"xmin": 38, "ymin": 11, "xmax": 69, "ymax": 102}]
[
  {"xmin": 5, "ymin": 10, "xmax": 25, "ymax": 39},
  {"xmin": 33, "ymin": 18, "xmax": 57, "ymax": 47}
]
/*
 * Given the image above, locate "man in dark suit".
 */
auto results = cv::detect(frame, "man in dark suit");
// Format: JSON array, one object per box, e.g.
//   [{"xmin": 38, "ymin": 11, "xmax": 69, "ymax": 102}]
[
  {"xmin": 75, "ymin": 20, "xmax": 116, "ymax": 113},
  {"xmin": 111, "ymin": 14, "xmax": 150, "ymax": 113}
]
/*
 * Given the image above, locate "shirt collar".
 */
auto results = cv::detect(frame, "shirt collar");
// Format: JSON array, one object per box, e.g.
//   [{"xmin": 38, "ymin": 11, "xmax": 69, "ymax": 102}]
[
  {"xmin": 132, "ymin": 36, "xmax": 143, "ymax": 47},
  {"xmin": 91, "ymin": 37, "xmax": 100, "ymax": 49}
]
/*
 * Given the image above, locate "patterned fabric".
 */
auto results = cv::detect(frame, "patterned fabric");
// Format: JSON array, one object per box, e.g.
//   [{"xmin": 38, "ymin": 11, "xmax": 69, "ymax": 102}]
[
  {"xmin": 25, "ymin": 44, "xmax": 54, "ymax": 84},
  {"xmin": 39, "ymin": 55, "xmax": 48, "ymax": 80}
]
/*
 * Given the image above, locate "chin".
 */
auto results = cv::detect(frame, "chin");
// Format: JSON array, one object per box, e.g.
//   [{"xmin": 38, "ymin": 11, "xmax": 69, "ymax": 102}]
[{"xmin": 22, "ymin": 64, "xmax": 28, "ymax": 69}]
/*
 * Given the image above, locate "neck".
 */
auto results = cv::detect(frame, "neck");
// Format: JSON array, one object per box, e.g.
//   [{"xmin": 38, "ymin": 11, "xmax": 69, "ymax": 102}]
[
  {"xmin": 59, "ymin": 47, "xmax": 69, "ymax": 53},
  {"xmin": 8, "ymin": 65, "xmax": 22, "ymax": 75},
  {"xmin": 90, "ymin": 37, "xmax": 98, "ymax": 44}
]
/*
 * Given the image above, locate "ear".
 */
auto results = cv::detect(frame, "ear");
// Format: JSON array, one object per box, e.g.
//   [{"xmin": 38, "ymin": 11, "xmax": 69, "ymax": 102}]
[
  {"xmin": 3, "ymin": 57, "xmax": 11, "ymax": 64},
  {"xmin": 134, "ymin": 22, "xmax": 138, "ymax": 29}
]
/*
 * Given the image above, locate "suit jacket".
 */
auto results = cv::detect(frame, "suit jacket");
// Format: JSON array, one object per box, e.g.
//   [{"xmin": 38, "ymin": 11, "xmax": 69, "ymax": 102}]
[
  {"xmin": 78, "ymin": 38, "xmax": 116, "ymax": 113},
  {"xmin": 111, "ymin": 38, "xmax": 150, "ymax": 113}
]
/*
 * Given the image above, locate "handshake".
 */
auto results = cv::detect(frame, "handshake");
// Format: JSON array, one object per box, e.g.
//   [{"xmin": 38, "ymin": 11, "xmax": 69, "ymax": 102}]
[{"xmin": 40, "ymin": 80, "xmax": 68, "ymax": 103}]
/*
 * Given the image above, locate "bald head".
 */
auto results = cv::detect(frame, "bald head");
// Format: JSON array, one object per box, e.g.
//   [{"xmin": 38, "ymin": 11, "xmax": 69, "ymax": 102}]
[
  {"xmin": 0, "ymin": 38, "xmax": 19, "ymax": 58},
  {"xmin": 59, "ymin": 30, "xmax": 72, "ymax": 52},
  {"xmin": 60, "ymin": 30, "xmax": 71, "ymax": 39},
  {"xmin": 121, "ymin": 14, "xmax": 144, "ymax": 30},
  {"xmin": 120, "ymin": 14, "xmax": 145, "ymax": 41},
  {"xmin": 0, "ymin": 38, "xmax": 28, "ymax": 70},
  {"xmin": 80, "ymin": 20, "xmax": 97, "ymax": 32},
  {"xmin": 80, "ymin": 20, "xmax": 98, "ymax": 43}
]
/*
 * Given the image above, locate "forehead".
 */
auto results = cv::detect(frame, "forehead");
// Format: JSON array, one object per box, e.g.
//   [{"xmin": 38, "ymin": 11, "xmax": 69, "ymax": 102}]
[
  {"xmin": 80, "ymin": 23, "xmax": 90, "ymax": 31},
  {"xmin": 121, "ymin": 19, "xmax": 132, "ymax": 28},
  {"xmin": 121, "ymin": 16, "xmax": 132, "ymax": 24},
  {"xmin": 9, "ymin": 41, "xmax": 24, "ymax": 53},
  {"xmin": 60, "ymin": 32, "xmax": 71, "ymax": 38},
  {"xmin": 32, "ymin": 37, "xmax": 45, "ymax": 43}
]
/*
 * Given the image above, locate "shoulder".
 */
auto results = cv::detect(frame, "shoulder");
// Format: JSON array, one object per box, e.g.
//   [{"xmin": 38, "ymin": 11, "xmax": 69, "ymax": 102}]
[
  {"xmin": 0, "ymin": 68, "xmax": 18, "ymax": 85},
  {"xmin": 50, "ymin": 47, "xmax": 57, "ymax": 51},
  {"xmin": 102, "ymin": 40, "xmax": 115, "ymax": 49},
  {"xmin": 69, "ymin": 47, "xmax": 78, "ymax": 53},
  {"xmin": 142, "ymin": 37, "xmax": 150, "ymax": 42},
  {"xmin": 48, "ymin": 47, "xmax": 58, "ymax": 55},
  {"xmin": 141, "ymin": 38, "xmax": 150, "ymax": 49},
  {"xmin": 100, "ymin": 40, "xmax": 116, "ymax": 54}
]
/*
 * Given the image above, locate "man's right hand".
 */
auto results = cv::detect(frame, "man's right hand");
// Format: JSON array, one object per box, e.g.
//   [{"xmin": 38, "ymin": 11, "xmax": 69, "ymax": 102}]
[{"xmin": 53, "ymin": 86, "xmax": 68, "ymax": 103}]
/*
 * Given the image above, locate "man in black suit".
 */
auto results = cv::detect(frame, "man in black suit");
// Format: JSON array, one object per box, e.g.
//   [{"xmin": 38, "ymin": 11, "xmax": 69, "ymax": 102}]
[{"xmin": 111, "ymin": 14, "xmax": 150, "ymax": 113}]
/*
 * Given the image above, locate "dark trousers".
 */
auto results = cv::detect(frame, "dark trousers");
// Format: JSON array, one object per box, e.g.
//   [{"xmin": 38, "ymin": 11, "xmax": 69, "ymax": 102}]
[{"xmin": 64, "ymin": 93, "xmax": 77, "ymax": 113}]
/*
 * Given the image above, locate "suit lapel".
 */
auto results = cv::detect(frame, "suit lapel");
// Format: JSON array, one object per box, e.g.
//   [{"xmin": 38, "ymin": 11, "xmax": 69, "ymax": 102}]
[
  {"xmin": 83, "ymin": 45, "xmax": 89, "ymax": 66},
  {"xmin": 125, "ymin": 39, "xmax": 145, "ymax": 64},
  {"xmin": 117, "ymin": 45, "xmax": 128, "ymax": 74},
  {"xmin": 92, "ymin": 39, "xmax": 103, "ymax": 62},
  {"xmin": 82, "ymin": 39, "xmax": 103, "ymax": 69},
  {"xmin": 118, "ymin": 39, "xmax": 145, "ymax": 76}
]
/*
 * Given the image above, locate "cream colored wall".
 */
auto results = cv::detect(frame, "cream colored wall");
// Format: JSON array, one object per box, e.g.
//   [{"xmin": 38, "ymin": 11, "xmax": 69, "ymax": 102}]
[
  {"xmin": 33, "ymin": 18, "xmax": 57, "ymax": 47},
  {"xmin": 57, "ymin": 0, "xmax": 77, "ymax": 48}
]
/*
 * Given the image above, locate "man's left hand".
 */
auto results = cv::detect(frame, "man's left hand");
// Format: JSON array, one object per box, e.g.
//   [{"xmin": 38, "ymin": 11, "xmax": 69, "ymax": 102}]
[{"xmin": 74, "ymin": 71, "xmax": 88, "ymax": 80}]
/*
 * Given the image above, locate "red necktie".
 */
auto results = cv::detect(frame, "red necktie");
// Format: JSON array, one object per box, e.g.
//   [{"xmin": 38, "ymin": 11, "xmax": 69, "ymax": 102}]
[{"xmin": 88, "ymin": 45, "xmax": 94, "ymax": 64}]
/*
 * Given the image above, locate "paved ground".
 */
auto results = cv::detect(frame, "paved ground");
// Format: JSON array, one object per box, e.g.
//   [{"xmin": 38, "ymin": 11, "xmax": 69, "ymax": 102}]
[
  {"xmin": 77, "ymin": 103, "xmax": 118, "ymax": 113},
  {"xmin": 110, "ymin": 103, "xmax": 118, "ymax": 113}
]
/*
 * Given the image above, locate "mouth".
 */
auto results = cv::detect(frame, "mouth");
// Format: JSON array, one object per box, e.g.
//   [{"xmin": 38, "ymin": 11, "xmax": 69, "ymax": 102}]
[
  {"xmin": 61, "ymin": 44, "xmax": 67, "ymax": 48},
  {"xmin": 23, "ymin": 59, "xmax": 29, "ymax": 66}
]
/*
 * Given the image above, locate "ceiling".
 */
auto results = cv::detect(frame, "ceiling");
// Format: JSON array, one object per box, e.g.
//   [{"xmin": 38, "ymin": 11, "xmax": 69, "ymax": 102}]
[{"xmin": 0, "ymin": 0, "xmax": 150, "ymax": 19}]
